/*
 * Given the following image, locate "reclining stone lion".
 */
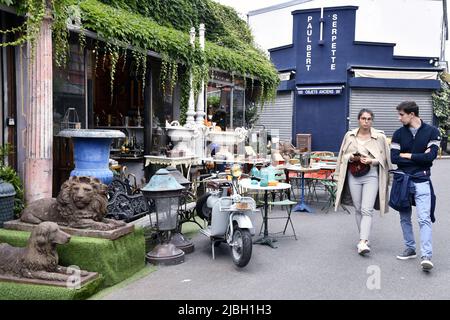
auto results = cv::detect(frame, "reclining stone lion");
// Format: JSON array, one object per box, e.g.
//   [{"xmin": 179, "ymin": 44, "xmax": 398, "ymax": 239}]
[{"xmin": 20, "ymin": 176, "xmax": 126, "ymax": 231}]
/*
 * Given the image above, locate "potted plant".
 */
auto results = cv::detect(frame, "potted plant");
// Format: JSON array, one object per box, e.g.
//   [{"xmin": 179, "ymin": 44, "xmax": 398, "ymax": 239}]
[
  {"xmin": 432, "ymin": 78, "xmax": 450, "ymax": 154},
  {"xmin": 0, "ymin": 144, "xmax": 25, "ymax": 219}
]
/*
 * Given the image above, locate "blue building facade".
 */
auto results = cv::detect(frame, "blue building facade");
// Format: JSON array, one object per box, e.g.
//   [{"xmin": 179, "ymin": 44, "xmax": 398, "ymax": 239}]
[{"xmin": 269, "ymin": 6, "xmax": 441, "ymax": 151}]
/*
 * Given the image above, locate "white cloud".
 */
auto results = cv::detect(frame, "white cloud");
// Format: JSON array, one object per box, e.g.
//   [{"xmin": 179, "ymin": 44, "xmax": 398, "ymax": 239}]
[{"xmin": 213, "ymin": 0, "xmax": 288, "ymax": 19}]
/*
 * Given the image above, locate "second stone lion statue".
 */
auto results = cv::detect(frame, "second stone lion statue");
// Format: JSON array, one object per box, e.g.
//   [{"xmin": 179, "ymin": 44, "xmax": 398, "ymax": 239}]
[{"xmin": 20, "ymin": 176, "xmax": 125, "ymax": 231}]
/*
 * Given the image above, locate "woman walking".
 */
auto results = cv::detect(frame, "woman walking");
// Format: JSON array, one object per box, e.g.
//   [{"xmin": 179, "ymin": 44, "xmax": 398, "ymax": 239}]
[{"xmin": 334, "ymin": 109, "xmax": 392, "ymax": 255}]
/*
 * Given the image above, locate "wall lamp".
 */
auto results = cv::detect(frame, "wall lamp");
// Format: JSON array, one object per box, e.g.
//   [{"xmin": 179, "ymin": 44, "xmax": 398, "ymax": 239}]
[{"xmin": 429, "ymin": 58, "xmax": 439, "ymax": 67}]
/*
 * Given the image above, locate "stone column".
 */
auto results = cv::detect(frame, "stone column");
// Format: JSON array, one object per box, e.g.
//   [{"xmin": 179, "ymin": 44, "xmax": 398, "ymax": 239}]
[
  {"xmin": 195, "ymin": 24, "xmax": 206, "ymax": 127},
  {"xmin": 25, "ymin": 12, "xmax": 53, "ymax": 202},
  {"xmin": 185, "ymin": 27, "xmax": 196, "ymax": 126}
]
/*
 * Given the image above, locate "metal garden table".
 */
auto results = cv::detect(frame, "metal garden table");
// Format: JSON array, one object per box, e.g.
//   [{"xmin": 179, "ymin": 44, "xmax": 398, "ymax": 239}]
[{"xmin": 239, "ymin": 178, "xmax": 291, "ymax": 248}]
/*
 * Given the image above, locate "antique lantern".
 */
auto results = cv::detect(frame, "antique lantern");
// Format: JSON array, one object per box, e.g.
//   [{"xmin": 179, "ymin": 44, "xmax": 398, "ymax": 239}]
[
  {"xmin": 141, "ymin": 169, "xmax": 185, "ymax": 265},
  {"xmin": 165, "ymin": 167, "xmax": 195, "ymax": 254}
]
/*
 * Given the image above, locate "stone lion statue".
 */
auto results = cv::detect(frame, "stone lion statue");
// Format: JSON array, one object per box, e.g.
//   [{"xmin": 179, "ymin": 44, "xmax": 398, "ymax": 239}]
[{"xmin": 20, "ymin": 176, "xmax": 126, "ymax": 231}]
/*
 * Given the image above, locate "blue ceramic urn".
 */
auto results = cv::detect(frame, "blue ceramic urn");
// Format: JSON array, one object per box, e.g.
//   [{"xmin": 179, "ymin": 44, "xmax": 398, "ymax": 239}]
[{"xmin": 58, "ymin": 129, "xmax": 125, "ymax": 184}]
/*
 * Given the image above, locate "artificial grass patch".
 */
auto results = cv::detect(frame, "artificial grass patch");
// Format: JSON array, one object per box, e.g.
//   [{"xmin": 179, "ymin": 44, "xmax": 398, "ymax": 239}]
[
  {"xmin": 181, "ymin": 216, "xmax": 203, "ymax": 238},
  {"xmin": 88, "ymin": 265, "xmax": 156, "ymax": 300},
  {"xmin": 0, "ymin": 227, "xmax": 146, "ymax": 289},
  {"xmin": 0, "ymin": 275, "xmax": 103, "ymax": 300}
]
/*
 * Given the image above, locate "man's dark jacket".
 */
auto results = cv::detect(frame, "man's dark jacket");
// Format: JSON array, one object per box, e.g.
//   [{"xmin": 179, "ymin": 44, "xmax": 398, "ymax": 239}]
[{"xmin": 390, "ymin": 120, "xmax": 440, "ymax": 222}]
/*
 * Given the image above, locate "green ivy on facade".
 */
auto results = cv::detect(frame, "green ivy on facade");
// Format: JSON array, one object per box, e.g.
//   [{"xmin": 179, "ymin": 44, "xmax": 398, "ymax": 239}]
[{"xmin": 1, "ymin": 0, "xmax": 279, "ymax": 116}]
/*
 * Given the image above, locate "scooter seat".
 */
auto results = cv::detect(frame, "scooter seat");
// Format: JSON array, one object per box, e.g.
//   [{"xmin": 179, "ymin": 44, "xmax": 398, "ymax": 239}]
[{"xmin": 206, "ymin": 179, "xmax": 231, "ymax": 189}]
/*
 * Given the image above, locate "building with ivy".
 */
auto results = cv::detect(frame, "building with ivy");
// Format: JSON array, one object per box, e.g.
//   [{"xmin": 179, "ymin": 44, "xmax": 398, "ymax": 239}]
[{"xmin": 0, "ymin": 0, "xmax": 279, "ymax": 202}]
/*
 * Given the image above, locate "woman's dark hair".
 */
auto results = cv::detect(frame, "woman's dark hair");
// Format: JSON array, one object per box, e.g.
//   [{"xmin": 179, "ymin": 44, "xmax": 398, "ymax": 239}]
[
  {"xmin": 396, "ymin": 101, "xmax": 419, "ymax": 116},
  {"xmin": 357, "ymin": 108, "xmax": 374, "ymax": 120}
]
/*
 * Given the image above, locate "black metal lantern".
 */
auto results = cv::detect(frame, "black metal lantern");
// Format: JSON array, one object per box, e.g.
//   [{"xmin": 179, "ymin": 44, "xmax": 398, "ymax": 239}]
[
  {"xmin": 166, "ymin": 166, "xmax": 194, "ymax": 254},
  {"xmin": 166, "ymin": 166, "xmax": 191, "ymax": 188},
  {"xmin": 141, "ymin": 169, "xmax": 185, "ymax": 265}
]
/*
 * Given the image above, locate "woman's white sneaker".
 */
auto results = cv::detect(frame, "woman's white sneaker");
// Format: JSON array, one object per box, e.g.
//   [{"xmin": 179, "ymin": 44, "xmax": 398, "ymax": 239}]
[{"xmin": 357, "ymin": 242, "xmax": 371, "ymax": 255}]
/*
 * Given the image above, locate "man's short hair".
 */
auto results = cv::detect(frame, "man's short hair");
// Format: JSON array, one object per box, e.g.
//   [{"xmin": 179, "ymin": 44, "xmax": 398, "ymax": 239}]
[{"xmin": 396, "ymin": 101, "xmax": 419, "ymax": 116}]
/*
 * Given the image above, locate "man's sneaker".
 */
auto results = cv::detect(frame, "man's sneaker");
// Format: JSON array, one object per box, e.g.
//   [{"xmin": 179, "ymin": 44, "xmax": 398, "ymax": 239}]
[
  {"xmin": 396, "ymin": 248, "xmax": 417, "ymax": 260},
  {"xmin": 357, "ymin": 242, "xmax": 370, "ymax": 255},
  {"xmin": 421, "ymin": 257, "xmax": 434, "ymax": 271}
]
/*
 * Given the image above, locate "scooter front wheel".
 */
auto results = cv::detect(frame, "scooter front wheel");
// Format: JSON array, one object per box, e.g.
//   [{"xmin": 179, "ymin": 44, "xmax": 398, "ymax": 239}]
[{"xmin": 231, "ymin": 228, "xmax": 252, "ymax": 267}]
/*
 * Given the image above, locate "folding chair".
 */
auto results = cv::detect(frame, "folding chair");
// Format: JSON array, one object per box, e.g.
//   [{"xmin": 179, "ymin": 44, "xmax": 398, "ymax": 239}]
[
  {"xmin": 258, "ymin": 190, "xmax": 298, "ymax": 240},
  {"xmin": 319, "ymin": 179, "xmax": 337, "ymax": 213}
]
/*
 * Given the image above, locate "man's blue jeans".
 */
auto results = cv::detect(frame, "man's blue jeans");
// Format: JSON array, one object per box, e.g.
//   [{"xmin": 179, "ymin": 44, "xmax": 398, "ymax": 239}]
[{"xmin": 399, "ymin": 181, "xmax": 433, "ymax": 258}]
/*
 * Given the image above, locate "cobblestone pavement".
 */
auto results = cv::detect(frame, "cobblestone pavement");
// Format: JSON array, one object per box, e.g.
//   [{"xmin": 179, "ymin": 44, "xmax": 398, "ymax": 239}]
[{"xmin": 102, "ymin": 159, "xmax": 450, "ymax": 300}]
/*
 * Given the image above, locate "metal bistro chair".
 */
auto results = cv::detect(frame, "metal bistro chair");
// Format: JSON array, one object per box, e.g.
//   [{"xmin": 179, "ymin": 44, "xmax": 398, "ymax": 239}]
[
  {"xmin": 304, "ymin": 151, "xmax": 336, "ymax": 202},
  {"xmin": 320, "ymin": 178, "xmax": 337, "ymax": 213},
  {"xmin": 259, "ymin": 189, "xmax": 298, "ymax": 240}
]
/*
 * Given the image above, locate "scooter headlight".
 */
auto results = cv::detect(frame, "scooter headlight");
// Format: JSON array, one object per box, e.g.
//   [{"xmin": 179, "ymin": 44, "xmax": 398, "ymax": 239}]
[{"xmin": 231, "ymin": 164, "xmax": 242, "ymax": 178}]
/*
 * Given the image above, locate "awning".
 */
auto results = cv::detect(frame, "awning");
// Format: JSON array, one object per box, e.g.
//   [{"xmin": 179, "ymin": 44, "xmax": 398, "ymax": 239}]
[{"xmin": 352, "ymin": 69, "xmax": 438, "ymax": 80}]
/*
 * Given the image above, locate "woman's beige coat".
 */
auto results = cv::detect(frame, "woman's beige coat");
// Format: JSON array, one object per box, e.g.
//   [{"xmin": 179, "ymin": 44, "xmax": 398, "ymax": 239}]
[{"xmin": 334, "ymin": 127, "xmax": 392, "ymax": 215}]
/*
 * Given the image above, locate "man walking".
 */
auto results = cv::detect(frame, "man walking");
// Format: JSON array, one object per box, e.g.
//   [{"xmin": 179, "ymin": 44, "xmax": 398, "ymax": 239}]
[{"xmin": 390, "ymin": 101, "xmax": 440, "ymax": 271}]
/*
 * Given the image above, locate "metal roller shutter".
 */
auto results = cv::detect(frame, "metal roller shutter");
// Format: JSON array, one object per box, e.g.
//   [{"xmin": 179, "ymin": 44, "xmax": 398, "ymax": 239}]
[
  {"xmin": 349, "ymin": 89, "xmax": 434, "ymax": 137},
  {"xmin": 257, "ymin": 91, "xmax": 294, "ymax": 143}
]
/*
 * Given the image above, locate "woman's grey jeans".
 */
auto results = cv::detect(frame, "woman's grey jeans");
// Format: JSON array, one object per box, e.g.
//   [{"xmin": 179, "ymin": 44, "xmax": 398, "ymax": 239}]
[{"xmin": 347, "ymin": 166, "xmax": 379, "ymax": 241}]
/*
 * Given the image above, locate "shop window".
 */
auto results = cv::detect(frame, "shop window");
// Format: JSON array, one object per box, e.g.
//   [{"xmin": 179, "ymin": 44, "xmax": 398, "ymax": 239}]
[
  {"xmin": 92, "ymin": 50, "xmax": 145, "ymax": 128},
  {"xmin": 151, "ymin": 60, "xmax": 174, "ymax": 127},
  {"xmin": 207, "ymin": 82, "xmax": 230, "ymax": 130},
  {"xmin": 53, "ymin": 35, "xmax": 86, "ymax": 195},
  {"xmin": 206, "ymin": 79, "xmax": 247, "ymax": 130},
  {"xmin": 53, "ymin": 36, "xmax": 86, "ymax": 134}
]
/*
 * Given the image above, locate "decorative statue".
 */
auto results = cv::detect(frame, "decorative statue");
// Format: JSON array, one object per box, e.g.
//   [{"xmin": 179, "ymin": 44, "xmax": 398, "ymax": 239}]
[
  {"xmin": 0, "ymin": 221, "xmax": 89, "ymax": 281},
  {"xmin": 20, "ymin": 176, "xmax": 126, "ymax": 231}
]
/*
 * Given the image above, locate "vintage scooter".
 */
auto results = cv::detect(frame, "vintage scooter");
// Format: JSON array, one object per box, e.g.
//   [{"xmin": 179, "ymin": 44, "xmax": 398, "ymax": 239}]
[{"xmin": 197, "ymin": 165, "xmax": 257, "ymax": 267}]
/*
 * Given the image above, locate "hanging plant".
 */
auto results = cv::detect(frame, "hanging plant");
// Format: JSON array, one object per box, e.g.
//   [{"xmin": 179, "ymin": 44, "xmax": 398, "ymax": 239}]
[
  {"xmin": 108, "ymin": 44, "xmax": 119, "ymax": 104},
  {"xmin": 0, "ymin": 0, "xmax": 78, "ymax": 68},
  {"xmin": 178, "ymin": 69, "xmax": 190, "ymax": 125},
  {"xmin": 121, "ymin": 46, "xmax": 127, "ymax": 72},
  {"xmin": 78, "ymin": 0, "xmax": 279, "ymax": 106},
  {"xmin": 160, "ymin": 56, "xmax": 168, "ymax": 93},
  {"xmin": 0, "ymin": 0, "xmax": 48, "ymax": 64},
  {"xmin": 432, "ymin": 78, "xmax": 450, "ymax": 137},
  {"xmin": 2, "ymin": 0, "xmax": 279, "ymax": 107},
  {"xmin": 169, "ymin": 61, "xmax": 178, "ymax": 94},
  {"xmin": 191, "ymin": 44, "xmax": 209, "ymax": 97},
  {"xmin": 160, "ymin": 56, "xmax": 179, "ymax": 96},
  {"xmin": 0, "ymin": 0, "xmax": 45, "ymax": 49},
  {"xmin": 139, "ymin": 51, "xmax": 147, "ymax": 99},
  {"xmin": 52, "ymin": 1, "xmax": 70, "ymax": 67},
  {"xmin": 93, "ymin": 39, "xmax": 99, "ymax": 75}
]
